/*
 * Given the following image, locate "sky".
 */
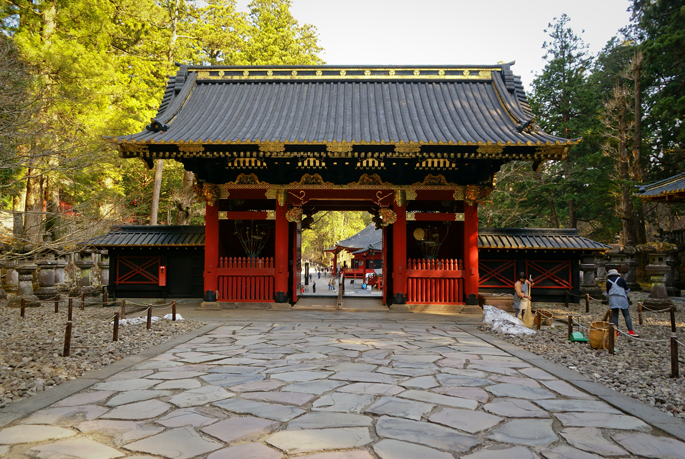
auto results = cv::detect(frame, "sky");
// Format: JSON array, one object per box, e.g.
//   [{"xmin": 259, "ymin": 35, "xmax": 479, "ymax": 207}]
[{"xmin": 236, "ymin": 0, "xmax": 633, "ymax": 88}]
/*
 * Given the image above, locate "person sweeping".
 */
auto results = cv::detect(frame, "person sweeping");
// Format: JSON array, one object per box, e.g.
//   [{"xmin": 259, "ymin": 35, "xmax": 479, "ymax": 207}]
[
  {"xmin": 606, "ymin": 269, "xmax": 638, "ymax": 337},
  {"xmin": 514, "ymin": 272, "xmax": 533, "ymax": 322}
]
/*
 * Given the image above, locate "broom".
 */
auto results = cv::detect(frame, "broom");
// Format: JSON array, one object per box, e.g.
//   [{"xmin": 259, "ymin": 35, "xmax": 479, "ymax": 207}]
[{"xmin": 521, "ymin": 275, "xmax": 534, "ymax": 328}]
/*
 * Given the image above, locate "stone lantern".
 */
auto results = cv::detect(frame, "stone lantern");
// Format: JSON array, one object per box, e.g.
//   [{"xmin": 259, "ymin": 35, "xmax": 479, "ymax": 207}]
[
  {"xmin": 579, "ymin": 255, "xmax": 603, "ymax": 298},
  {"xmin": 606, "ymin": 240, "xmax": 640, "ymax": 291},
  {"xmin": 637, "ymin": 242, "xmax": 676, "ymax": 310},
  {"xmin": 3, "ymin": 259, "xmax": 19, "ymax": 295},
  {"xmin": 8, "ymin": 263, "xmax": 41, "ymax": 307},
  {"xmin": 35, "ymin": 257, "xmax": 61, "ymax": 300}
]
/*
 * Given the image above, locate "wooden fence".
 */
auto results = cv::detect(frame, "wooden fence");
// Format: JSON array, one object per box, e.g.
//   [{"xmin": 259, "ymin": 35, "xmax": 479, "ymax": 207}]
[
  {"xmin": 217, "ymin": 257, "xmax": 275, "ymax": 302},
  {"xmin": 406, "ymin": 258, "xmax": 464, "ymax": 304}
]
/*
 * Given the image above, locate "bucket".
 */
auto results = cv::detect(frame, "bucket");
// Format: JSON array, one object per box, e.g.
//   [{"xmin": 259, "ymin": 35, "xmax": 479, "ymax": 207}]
[{"xmin": 589, "ymin": 321, "xmax": 612, "ymax": 349}]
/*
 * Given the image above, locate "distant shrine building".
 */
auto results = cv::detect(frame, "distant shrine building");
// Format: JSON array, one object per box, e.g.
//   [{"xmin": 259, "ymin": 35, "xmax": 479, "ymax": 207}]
[{"xmin": 110, "ymin": 64, "xmax": 579, "ymax": 309}]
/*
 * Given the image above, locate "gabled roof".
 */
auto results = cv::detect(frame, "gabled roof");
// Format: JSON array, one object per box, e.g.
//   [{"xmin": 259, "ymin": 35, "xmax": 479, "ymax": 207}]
[
  {"xmin": 352, "ymin": 240, "xmax": 383, "ymax": 255},
  {"xmin": 478, "ymin": 228, "xmax": 609, "ymax": 252},
  {"xmin": 84, "ymin": 226, "xmax": 205, "ymax": 248},
  {"xmin": 635, "ymin": 172, "xmax": 685, "ymax": 202},
  {"xmin": 335, "ymin": 223, "xmax": 382, "ymax": 251},
  {"xmin": 113, "ymin": 64, "xmax": 577, "ymax": 152}
]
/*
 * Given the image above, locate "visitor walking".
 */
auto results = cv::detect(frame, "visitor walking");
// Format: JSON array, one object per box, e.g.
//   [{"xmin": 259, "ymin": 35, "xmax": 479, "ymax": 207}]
[
  {"xmin": 313, "ymin": 281, "xmax": 316, "ymax": 293},
  {"xmin": 513, "ymin": 272, "xmax": 532, "ymax": 319},
  {"xmin": 606, "ymin": 269, "xmax": 638, "ymax": 337}
]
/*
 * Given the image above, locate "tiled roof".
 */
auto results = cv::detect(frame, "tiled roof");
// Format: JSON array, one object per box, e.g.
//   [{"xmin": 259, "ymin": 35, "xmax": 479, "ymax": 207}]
[
  {"xmin": 352, "ymin": 240, "xmax": 383, "ymax": 255},
  {"xmin": 116, "ymin": 64, "xmax": 576, "ymax": 148},
  {"xmin": 336, "ymin": 224, "xmax": 383, "ymax": 251},
  {"xmin": 635, "ymin": 172, "xmax": 685, "ymax": 201},
  {"xmin": 478, "ymin": 228, "xmax": 609, "ymax": 251},
  {"xmin": 83, "ymin": 226, "xmax": 205, "ymax": 248}
]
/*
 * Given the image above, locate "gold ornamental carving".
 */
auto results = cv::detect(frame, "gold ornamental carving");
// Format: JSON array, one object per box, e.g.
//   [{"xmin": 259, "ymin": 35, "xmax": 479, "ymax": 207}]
[
  {"xmin": 259, "ymin": 142, "xmax": 285, "ymax": 153},
  {"xmin": 289, "ymin": 173, "xmax": 333, "ymax": 187},
  {"xmin": 415, "ymin": 174, "xmax": 456, "ymax": 187},
  {"xmin": 286, "ymin": 206, "xmax": 303, "ymax": 222},
  {"xmin": 326, "ymin": 142, "xmax": 353, "ymax": 154},
  {"xmin": 124, "ymin": 144, "xmax": 149, "ymax": 155},
  {"xmin": 227, "ymin": 173, "xmax": 267, "ymax": 186},
  {"xmin": 394, "ymin": 142, "xmax": 421, "ymax": 155},
  {"xmin": 265, "ymin": 189, "xmax": 277, "ymax": 200},
  {"xmin": 453, "ymin": 186, "xmax": 465, "ymax": 201},
  {"xmin": 276, "ymin": 189, "xmax": 288, "ymax": 207},
  {"xmin": 405, "ymin": 190, "xmax": 417, "ymax": 201},
  {"xmin": 266, "ymin": 210, "xmax": 275, "ymax": 220},
  {"xmin": 192, "ymin": 182, "xmax": 220, "ymax": 206},
  {"xmin": 394, "ymin": 190, "xmax": 407, "ymax": 207},
  {"xmin": 379, "ymin": 208, "xmax": 397, "ymax": 226},
  {"xmin": 219, "ymin": 185, "xmax": 230, "ymax": 199},
  {"xmin": 406, "ymin": 213, "xmax": 416, "ymax": 221},
  {"xmin": 218, "ymin": 211, "xmax": 228, "ymax": 220},
  {"xmin": 476, "ymin": 145, "xmax": 504, "ymax": 155},
  {"xmin": 178, "ymin": 143, "xmax": 205, "ymax": 154},
  {"xmin": 454, "ymin": 213, "xmax": 465, "ymax": 221},
  {"xmin": 465, "ymin": 185, "xmax": 493, "ymax": 206},
  {"xmin": 350, "ymin": 173, "xmax": 392, "ymax": 188}
]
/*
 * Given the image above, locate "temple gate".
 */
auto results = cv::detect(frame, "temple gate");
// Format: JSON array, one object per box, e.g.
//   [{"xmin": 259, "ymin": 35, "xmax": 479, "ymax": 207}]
[{"xmin": 110, "ymin": 64, "xmax": 577, "ymax": 310}]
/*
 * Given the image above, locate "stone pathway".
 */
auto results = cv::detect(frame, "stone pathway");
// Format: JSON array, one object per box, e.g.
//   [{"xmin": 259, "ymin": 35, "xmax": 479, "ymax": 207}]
[{"xmin": 2, "ymin": 313, "xmax": 685, "ymax": 458}]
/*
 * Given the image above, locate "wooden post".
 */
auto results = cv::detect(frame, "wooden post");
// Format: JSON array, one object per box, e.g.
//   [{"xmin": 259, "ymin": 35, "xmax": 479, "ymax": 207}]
[
  {"xmin": 463, "ymin": 202, "xmax": 479, "ymax": 303},
  {"xmin": 172, "ymin": 301, "xmax": 176, "ymax": 321},
  {"xmin": 81, "ymin": 292, "xmax": 85, "ymax": 310},
  {"xmin": 68, "ymin": 298, "xmax": 73, "ymax": 321},
  {"xmin": 63, "ymin": 321, "xmax": 72, "ymax": 357},
  {"xmin": 103, "ymin": 288, "xmax": 108, "ymax": 307},
  {"xmin": 585, "ymin": 294, "xmax": 590, "ymax": 313},
  {"xmin": 274, "ymin": 191, "xmax": 289, "ymax": 303},
  {"xmin": 54, "ymin": 299, "xmax": 59, "ymax": 314},
  {"xmin": 670, "ymin": 306, "xmax": 676, "ymax": 333},
  {"xmin": 567, "ymin": 315, "xmax": 572, "ymax": 340},
  {"xmin": 608, "ymin": 323, "xmax": 615, "ymax": 355},
  {"xmin": 203, "ymin": 201, "xmax": 220, "ymax": 300},
  {"xmin": 121, "ymin": 300, "xmax": 126, "ymax": 319},
  {"xmin": 671, "ymin": 336, "xmax": 679, "ymax": 378},
  {"xmin": 20, "ymin": 298, "xmax": 25, "ymax": 318},
  {"xmin": 565, "ymin": 291, "xmax": 569, "ymax": 308},
  {"xmin": 536, "ymin": 311, "xmax": 541, "ymax": 330},
  {"xmin": 393, "ymin": 193, "xmax": 408, "ymax": 304},
  {"xmin": 147, "ymin": 306, "xmax": 152, "ymax": 330},
  {"xmin": 113, "ymin": 312, "xmax": 119, "ymax": 342},
  {"xmin": 638, "ymin": 302, "xmax": 643, "ymax": 326}
]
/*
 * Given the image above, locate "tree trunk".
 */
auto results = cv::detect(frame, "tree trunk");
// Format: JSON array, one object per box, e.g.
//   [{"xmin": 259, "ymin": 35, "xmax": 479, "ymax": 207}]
[
  {"xmin": 548, "ymin": 190, "xmax": 559, "ymax": 228},
  {"xmin": 616, "ymin": 84, "xmax": 635, "ymax": 245},
  {"xmin": 24, "ymin": 167, "xmax": 43, "ymax": 244},
  {"xmin": 150, "ymin": 159, "xmax": 164, "ymax": 225},
  {"xmin": 175, "ymin": 170, "xmax": 195, "ymax": 225},
  {"xmin": 568, "ymin": 199, "xmax": 576, "ymax": 228},
  {"xmin": 12, "ymin": 193, "xmax": 24, "ymax": 239},
  {"xmin": 632, "ymin": 50, "xmax": 647, "ymax": 244}
]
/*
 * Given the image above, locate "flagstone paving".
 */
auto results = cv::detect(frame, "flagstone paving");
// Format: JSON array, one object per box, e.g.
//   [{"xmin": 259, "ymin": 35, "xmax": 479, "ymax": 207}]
[{"xmin": 2, "ymin": 313, "xmax": 685, "ymax": 458}]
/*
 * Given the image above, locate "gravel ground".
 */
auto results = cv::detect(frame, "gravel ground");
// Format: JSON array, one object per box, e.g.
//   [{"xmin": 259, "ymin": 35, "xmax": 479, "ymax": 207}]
[
  {"xmin": 480, "ymin": 291, "xmax": 685, "ymax": 419},
  {"xmin": 0, "ymin": 301, "xmax": 206, "ymax": 409}
]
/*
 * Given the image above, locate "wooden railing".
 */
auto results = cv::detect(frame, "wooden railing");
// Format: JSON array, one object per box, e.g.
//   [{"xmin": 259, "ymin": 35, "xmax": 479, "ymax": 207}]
[
  {"xmin": 406, "ymin": 258, "xmax": 464, "ymax": 304},
  {"xmin": 217, "ymin": 257, "xmax": 275, "ymax": 302}
]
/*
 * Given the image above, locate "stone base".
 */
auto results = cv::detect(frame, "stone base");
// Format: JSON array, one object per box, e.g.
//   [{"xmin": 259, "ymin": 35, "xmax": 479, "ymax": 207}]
[
  {"xmin": 0, "ymin": 289, "xmax": 6, "ymax": 300},
  {"xmin": 667, "ymin": 287, "xmax": 681, "ymax": 297},
  {"xmin": 479, "ymin": 293, "xmax": 514, "ymax": 312},
  {"xmin": 8, "ymin": 295, "xmax": 41, "ymax": 308},
  {"xmin": 270, "ymin": 302, "xmax": 292, "ymax": 310},
  {"xmin": 643, "ymin": 298, "xmax": 673, "ymax": 310},
  {"xmin": 406, "ymin": 304, "xmax": 465, "ymax": 314},
  {"xmin": 35, "ymin": 287, "xmax": 61, "ymax": 301},
  {"xmin": 388, "ymin": 304, "xmax": 411, "ymax": 313},
  {"xmin": 580, "ymin": 285, "xmax": 603, "ymax": 299},
  {"xmin": 197, "ymin": 301, "xmax": 221, "ymax": 310}
]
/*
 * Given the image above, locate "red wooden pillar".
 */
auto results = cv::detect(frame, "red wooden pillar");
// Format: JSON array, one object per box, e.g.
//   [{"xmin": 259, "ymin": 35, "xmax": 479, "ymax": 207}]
[
  {"xmin": 463, "ymin": 202, "xmax": 479, "ymax": 303},
  {"xmin": 392, "ymin": 194, "xmax": 407, "ymax": 304},
  {"xmin": 332, "ymin": 251, "xmax": 338, "ymax": 275},
  {"xmin": 382, "ymin": 226, "xmax": 388, "ymax": 304},
  {"xmin": 274, "ymin": 192, "xmax": 289, "ymax": 303},
  {"xmin": 204, "ymin": 201, "xmax": 219, "ymax": 299}
]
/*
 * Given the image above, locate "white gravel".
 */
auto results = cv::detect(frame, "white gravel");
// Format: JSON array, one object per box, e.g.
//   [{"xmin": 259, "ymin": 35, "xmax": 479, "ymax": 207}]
[
  {"xmin": 0, "ymin": 301, "xmax": 205, "ymax": 408},
  {"xmin": 480, "ymin": 291, "xmax": 685, "ymax": 419}
]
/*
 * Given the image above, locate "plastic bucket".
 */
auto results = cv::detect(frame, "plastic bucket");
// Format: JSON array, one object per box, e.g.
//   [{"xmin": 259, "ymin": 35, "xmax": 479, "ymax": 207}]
[{"xmin": 589, "ymin": 321, "xmax": 611, "ymax": 349}]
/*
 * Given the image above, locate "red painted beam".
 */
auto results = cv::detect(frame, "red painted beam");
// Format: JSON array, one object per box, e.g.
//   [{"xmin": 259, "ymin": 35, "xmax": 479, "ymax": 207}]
[
  {"xmin": 411, "ymin": 212, "xmax": 463, "ymax": 221},
  {"xmin": 219, "ymin": 211, "xmax": 270, "ymax": 220}
]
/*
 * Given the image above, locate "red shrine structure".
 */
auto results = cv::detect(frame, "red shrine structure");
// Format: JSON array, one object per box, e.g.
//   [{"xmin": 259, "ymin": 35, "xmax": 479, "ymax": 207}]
[
  {"xmin": 110, "ymin": 64, "xmax": 578, "ymax": 310},
  {"xmin": 324, "ymin": 223, "xmax": 383, "ymax": 280}
]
